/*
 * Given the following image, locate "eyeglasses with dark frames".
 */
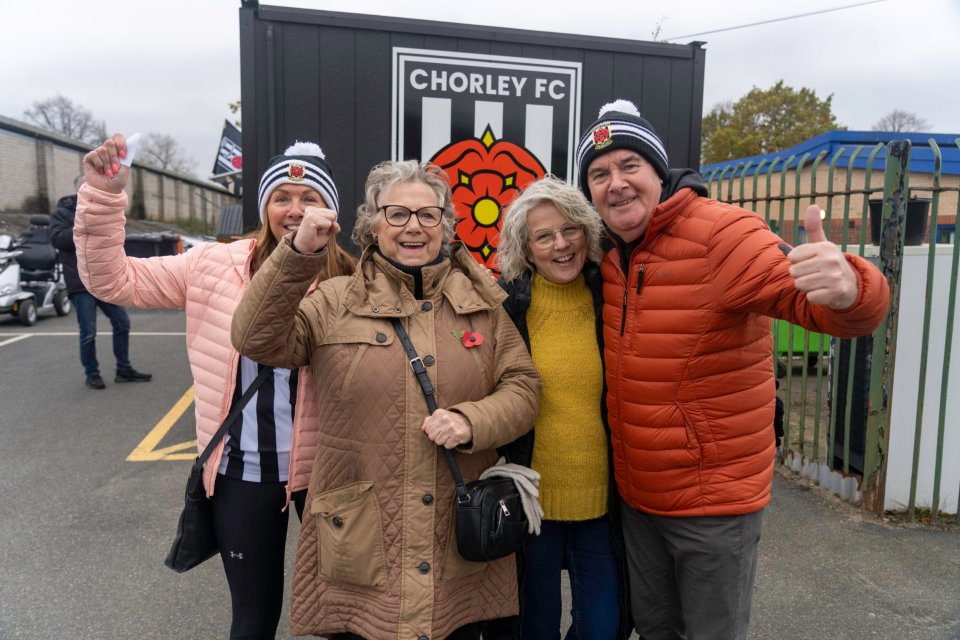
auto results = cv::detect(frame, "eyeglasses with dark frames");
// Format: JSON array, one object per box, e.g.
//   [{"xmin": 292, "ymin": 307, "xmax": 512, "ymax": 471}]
[
  {"xmin": 529, "ymin": 224, "xmax": 585, "ymax": 249},
  {"xmin": 378, "ymin": 205, "xmax": 444, "ymax": 228}
]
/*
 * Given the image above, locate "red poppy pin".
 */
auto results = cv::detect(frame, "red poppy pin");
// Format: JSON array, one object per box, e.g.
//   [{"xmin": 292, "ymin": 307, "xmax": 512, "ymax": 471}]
[
  {"xmin": 592, "ymin": 123, "xmax": 612, "ymax": 150},
  {"xmin": 288, "ymin": 163, "xmax": 305, "ymax": 181},
  {"xmin": 452, "ymin": 329, "xmax": 484, "ymax": 348}
]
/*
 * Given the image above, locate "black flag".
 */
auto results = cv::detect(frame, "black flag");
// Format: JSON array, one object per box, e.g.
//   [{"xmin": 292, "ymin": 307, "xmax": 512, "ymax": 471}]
[{"xmin": 211, "ymin": 120, "xmax": 242, "ymax": 196}]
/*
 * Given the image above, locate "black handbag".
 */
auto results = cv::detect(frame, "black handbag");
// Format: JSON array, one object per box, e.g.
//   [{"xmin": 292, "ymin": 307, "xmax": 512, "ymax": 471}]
[
  {"xmin": 391, "ymin": 319, "xmax": 528, "ymax": 562},
  {"xmin": 164, "ymin": 365, "xmax": 273, "ymax": 572}
]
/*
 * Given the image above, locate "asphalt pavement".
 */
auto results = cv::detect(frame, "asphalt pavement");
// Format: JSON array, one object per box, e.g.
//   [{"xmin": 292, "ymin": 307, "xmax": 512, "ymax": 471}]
[{"xmin": 0, "ymin": 308, "xmax": 957, "ymax": 640}]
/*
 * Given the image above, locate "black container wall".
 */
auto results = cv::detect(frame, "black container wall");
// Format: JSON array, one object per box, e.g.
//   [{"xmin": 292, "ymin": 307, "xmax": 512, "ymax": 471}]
[{"xmin": 238, "ymin": 6, "xmax": 706, "ymax": 245}]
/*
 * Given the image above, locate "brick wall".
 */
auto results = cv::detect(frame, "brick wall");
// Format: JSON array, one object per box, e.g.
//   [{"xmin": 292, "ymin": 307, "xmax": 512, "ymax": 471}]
[
  {"xmin": 0, "ymin": 114, "xmax": 238, "ymax": 234},
  {"xmin": 0, "ymin": 128, "xmax": 40, "ymax": 211}
]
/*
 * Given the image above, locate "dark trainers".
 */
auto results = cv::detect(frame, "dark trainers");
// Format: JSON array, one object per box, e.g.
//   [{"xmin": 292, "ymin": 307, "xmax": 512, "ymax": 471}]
[
  {"xmin": 85, "ymin": 374, "xmax": 106, "ymax": 389},
  {"xmin": 115, "ymin": 369, "xmax": 153, "ymax": 383}
]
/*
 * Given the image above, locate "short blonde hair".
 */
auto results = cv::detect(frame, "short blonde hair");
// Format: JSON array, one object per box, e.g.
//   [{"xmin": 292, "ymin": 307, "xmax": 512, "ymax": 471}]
[
  {"xmin": 497, "ymin": 176, "xmax": 604, "ymax": 281},
  {"xmin": 352, "ymin": 160, "xmax": 457, "ymax": 254}
]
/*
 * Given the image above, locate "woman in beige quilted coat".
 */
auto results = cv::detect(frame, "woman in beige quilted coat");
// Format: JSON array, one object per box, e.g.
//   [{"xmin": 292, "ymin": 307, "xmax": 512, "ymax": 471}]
[{"xmin": 231, "ymin": 160, "xmax": 541, "ymax": 640}]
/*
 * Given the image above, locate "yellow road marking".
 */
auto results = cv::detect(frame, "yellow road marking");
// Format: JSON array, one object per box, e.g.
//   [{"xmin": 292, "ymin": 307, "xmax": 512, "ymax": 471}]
[{"xmin": 127, "ymin": 386, "xmax": 198, "ymax": 461}]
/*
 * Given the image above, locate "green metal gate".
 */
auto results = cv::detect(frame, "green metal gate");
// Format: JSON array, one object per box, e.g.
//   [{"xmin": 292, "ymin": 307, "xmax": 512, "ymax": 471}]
[{"xmin": 703, "ymin": 139, "xmax": 960, "ymax": 523}]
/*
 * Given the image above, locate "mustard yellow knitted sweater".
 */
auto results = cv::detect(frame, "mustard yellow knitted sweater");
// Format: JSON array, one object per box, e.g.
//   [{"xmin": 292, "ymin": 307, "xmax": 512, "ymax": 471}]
[{"xmin": 528, "ymin": 273, "xmax": 608, "ymax": 521}]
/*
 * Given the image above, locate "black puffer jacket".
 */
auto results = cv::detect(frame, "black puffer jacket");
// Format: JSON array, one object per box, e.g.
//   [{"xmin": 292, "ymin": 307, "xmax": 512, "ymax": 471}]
[
  {"xmin": 485, "ymin": 263, "xmax": 632, "ymax": 640},
  {"xmin": 49, "ymin": 195, "xmax": 86, "ymax": 294}
]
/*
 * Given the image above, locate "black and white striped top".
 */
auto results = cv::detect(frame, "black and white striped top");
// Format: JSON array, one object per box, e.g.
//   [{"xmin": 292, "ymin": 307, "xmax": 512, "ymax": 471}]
[{"xmin": 217, "ymin": 356, "xmax": 299, "ymax": 483}]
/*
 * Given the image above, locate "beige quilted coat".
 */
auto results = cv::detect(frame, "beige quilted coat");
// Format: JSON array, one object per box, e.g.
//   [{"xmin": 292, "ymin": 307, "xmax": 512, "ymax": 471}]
[{"xmin": 231, "ymin": 238, "xmax": 541, "ymax": 640}]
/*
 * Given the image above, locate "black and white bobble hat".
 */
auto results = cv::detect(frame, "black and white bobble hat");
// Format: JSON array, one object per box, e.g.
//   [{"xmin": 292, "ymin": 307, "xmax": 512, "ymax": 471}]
[
  {"xmin": 575, "ymin": 99, "xmax": 670, "ymax": 202},
  {"xmin": 257, "ymin": 141, "xmax": 339, "ymax": 222}
]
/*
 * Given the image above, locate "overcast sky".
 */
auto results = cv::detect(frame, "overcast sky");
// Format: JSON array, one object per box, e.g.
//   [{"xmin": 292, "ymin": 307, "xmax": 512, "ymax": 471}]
[{"xmin": 1, "ymin": 0, "xmax": 957, "ymax": 176}]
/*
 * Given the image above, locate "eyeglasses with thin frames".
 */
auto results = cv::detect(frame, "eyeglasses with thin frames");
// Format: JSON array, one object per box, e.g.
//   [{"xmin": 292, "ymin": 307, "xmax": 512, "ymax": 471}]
[
  {"xmin": 529, "ymin": 224, "xmax": 585, "ymax": 249},
  {"xmin": 378, "ymin": 205, "xmax": 444, "ymax": 228}
]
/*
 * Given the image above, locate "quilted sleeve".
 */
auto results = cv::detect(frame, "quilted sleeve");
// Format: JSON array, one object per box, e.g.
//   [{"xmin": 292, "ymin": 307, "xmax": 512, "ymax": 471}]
[
  {"xmin": 450, "ymin": 305, "xmax": 541, "ymax": 453},
  {"xmin": 74, "ymin": 183, "xmax": 193, "ymax": 309},
  {"xmin": 231, "ymin": 237, "xmax": 330, "ymax": 370},
  {"xmin": 708, "ymin": 207, "xmax": 890, "ymax": 339}
]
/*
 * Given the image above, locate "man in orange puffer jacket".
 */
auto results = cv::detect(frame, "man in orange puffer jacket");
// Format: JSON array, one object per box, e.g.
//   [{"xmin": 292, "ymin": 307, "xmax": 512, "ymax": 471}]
[{"xmin": 575, "ymin": 99, "xmax": 890, "ymax": 640}]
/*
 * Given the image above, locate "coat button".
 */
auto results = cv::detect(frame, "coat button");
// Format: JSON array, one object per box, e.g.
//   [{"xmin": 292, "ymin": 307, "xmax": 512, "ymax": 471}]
[
  {"xmin": 372, "ymin": 306, "xmax": 379, "ymax": 313},
  {"xmin": 419, "ymin": 636, "xmax": 429, "ymax": 640},
  {"xmin": 421, "ymin": 301, "xmax": 433, "ymax": 311},
  {"xmin": 331, "ymin": 516, "xmax": 343, "ymax": 528},
  {"xmin": 418, "ymin": 562, "xmax": 430, "ymax": 574},
  {"xmin": 423, "ymin": 355, "xmax": 435, "ymax": 366},
  {"xmin": 421, "ymin": 493, "xmax": 434, "ymax": 505},
  {"xmin": 376, "ymin": 332, "xmax": 387, "ymax": 343}
]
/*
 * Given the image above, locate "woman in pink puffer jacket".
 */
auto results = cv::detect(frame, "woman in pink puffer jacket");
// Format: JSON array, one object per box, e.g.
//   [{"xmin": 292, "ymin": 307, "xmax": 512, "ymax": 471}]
[{"xmin": 75, "ymin": 133, "xmax": 356, "ymax": 639}]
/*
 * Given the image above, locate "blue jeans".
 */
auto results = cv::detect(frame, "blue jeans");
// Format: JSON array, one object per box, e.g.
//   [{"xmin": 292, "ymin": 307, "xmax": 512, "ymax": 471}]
[
  {"xmin": 70, "ymin": 291, "xmax": 131, "ymax": 376},
  {"xmin": 521, "ymin": 515, "xmax": 621, "ymax": 640}
]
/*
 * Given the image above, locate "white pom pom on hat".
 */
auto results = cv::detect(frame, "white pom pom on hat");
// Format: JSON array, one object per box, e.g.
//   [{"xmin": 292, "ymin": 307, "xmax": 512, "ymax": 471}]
[
  {"xmin": 599, "ymin": 99, "xmax": 641, "ymax": 118},
  {"xmin": 575, "ymin": 97, "xmax": 670, "ymax": 202},
  {"xmin": 282, "ymin": 141, "xmax": 326, "ymax": 159},
  {"xmin": 257, "ymin": 140, "xmax": 339, "ymax": 222}
]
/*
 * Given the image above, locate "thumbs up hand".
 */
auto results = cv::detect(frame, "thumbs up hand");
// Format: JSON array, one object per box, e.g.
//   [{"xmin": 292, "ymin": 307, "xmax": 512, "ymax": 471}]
[{"xmin": 787, "ymin": 204, "xmax": 859, "ymax": 310}]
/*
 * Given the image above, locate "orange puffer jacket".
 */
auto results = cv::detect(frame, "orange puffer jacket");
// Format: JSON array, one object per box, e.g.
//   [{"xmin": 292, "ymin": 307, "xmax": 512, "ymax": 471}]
[{"xmin": 601, "ymin": 186, "xmax": 889, "ymax": 517}]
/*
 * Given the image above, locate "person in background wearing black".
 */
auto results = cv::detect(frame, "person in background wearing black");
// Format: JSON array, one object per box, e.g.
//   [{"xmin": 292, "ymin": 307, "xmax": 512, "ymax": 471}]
[{"xmin": 49, "ymin": 178, "xmax": 152, "ymax": 389}]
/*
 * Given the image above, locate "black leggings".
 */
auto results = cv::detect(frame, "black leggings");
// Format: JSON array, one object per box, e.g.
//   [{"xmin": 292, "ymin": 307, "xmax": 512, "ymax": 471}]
[{"xmin": 211, "ymin": 474, "xmax": 306, "ymax": 640}]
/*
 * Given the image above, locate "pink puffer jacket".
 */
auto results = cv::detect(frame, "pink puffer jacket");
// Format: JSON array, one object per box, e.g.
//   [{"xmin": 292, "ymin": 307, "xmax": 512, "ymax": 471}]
[{"xmin": 74, "ymin": 183, "xmax": 320, "ymax": 498}]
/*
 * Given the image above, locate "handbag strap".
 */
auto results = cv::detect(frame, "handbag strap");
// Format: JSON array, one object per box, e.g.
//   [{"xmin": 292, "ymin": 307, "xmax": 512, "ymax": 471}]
[
  {"xmin": 194, "ymin": 364, "xmax": 274, "ymax": 472},
  {"xmin": 390, "ymin": 318, "xmax": 471, "ymax": 503}
]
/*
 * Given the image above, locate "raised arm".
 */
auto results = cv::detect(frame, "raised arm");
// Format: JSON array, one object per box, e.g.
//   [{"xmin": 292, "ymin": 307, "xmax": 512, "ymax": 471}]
[
  {"xmin": 231, "ymin": 236, "xmax": 331, "ymax": 370},
  {"xmin": 711, "ymin": 204, "xmax": 890, "ymax": 338},
  {"xmin": 74, "ymin": 134, "xmax": 193, "ymax": 309}
]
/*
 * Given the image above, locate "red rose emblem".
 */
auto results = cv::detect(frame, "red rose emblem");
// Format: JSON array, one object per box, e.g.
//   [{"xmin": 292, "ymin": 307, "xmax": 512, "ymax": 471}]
[
  {"xmin": 431, "ymin": 126, "xmax": 545, "ymax": 273},
  {"xmin": 593, "ymin": 125, "xmax": 611, "ymax": 147},
  {"xmin": 231, "ymin": 155, "xmax": 243, "ymax": 169},
  {"xmin": 288, "ymin": 164, "xmax": 305, "ymax": 181}
]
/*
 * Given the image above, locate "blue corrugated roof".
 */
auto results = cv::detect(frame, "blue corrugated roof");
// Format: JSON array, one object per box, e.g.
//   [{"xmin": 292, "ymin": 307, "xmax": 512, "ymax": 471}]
[{"xmin": 700, "ymin": 131, "xmax": 960, "ymax": 177}]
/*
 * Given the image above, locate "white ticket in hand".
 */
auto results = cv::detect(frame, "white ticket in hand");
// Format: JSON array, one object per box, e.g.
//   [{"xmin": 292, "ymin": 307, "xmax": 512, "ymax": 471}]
[{"xmin": 120, "ymin": 132, "xmax": 141, "ymax": 167}]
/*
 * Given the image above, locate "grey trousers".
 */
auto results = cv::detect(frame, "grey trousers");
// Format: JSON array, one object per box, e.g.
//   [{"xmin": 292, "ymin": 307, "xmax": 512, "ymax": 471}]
[{"xmin": 620, "ymin": 501, "xmax": 764, "ymax": 640}]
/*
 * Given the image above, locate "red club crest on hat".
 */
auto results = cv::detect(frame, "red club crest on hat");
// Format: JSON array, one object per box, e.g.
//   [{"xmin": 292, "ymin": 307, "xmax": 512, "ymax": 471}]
[
  {"xmin": 288, "ymin": 163, "xmax": 305, "ymax": 181},
  {"xmin": 592, "ymin": 123, "xmax": 612, "ymax": 150}
]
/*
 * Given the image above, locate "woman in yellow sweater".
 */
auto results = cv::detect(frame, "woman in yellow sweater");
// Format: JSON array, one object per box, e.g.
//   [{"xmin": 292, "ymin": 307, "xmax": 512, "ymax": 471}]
[{"xmin": 493, "ymin": 176, "xmax": 628, "ymax": 640}]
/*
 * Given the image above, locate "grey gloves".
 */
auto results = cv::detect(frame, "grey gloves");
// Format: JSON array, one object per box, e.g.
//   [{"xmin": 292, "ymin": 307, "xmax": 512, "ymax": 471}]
[{"xmin": 479, "ymin": 457, "xmax": 544, "ymax": 535}]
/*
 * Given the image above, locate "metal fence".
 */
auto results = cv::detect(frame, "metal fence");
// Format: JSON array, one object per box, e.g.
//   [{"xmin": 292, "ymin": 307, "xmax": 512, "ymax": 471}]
[{"xmin": 703, "ymin": 139, "xmax": 960, "ymax": 523}]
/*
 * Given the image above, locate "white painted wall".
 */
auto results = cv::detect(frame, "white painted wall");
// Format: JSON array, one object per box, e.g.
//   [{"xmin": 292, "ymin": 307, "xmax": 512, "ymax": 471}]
[{"xmin": 884, "ymin": 245, "xmax": 960, "ymax": 514}]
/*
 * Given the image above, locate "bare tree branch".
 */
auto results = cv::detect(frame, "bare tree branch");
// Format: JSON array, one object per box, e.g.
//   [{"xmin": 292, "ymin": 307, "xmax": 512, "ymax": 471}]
[
  {"xmin": 228, "ymin": 99, "xmax": 242, "ymax": 128},
  {"xmin": 23, "ymin": 95, "xmax": 107, "ymax": 145},
  {"xmin": 872, "ymin": 109, "xmax": 930, "ymax": 132},
  {"xmin": 139, "ymin": 133, "xmax": 196, "ymax": 176}
]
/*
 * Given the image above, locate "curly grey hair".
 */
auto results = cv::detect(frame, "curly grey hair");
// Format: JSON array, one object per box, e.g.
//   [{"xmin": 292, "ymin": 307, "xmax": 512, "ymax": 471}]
[
  {"xmin": 351, "ymin": 160, "xmax": 457, "ymax": 254},
  {"xmin": 496, "ymin": 176, "xmax": 604, "ymax": 281}
]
